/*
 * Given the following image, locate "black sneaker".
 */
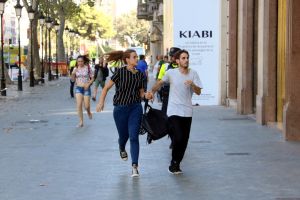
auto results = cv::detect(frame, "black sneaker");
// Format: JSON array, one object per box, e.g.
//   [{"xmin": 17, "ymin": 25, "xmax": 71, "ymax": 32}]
[
  {"xmin": 168, "ymin": 162, "xmax": 183, "ymax": 175},
  {"xmin": 120, "ymin": 150, "xmax": 128, "ymax": 161}
]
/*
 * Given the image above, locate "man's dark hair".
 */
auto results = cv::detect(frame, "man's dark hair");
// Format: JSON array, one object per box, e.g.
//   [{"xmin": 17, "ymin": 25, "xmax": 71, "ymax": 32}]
[
  {"xmin": 139, "ymin": 55, "xmax": 145, "ymax": 60},
  {"xmin": 169, "ymin": 47, "xmax": 181, "ymax": 57},
  {"xmin": 174, "ymin": 49, "xmax": 189, "ymax": 60}
]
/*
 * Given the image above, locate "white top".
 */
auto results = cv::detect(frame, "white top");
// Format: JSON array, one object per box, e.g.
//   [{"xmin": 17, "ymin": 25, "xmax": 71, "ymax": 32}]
[{"xmin": 163, "ymin": 68, "xmax": 203, "ymax": 117}]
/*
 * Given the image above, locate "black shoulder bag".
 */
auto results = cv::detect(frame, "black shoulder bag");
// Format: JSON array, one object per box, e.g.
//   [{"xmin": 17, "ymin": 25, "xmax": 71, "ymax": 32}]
[{"xmin": 139, "ymin": 100, "xmax": 169, "ymax": 144}]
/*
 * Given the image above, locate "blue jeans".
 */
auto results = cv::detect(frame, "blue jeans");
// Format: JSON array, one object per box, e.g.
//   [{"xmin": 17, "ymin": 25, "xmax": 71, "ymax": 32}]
[
  {"xmin": 75, "ymin": 86, "xmax": 91, "ymax": 96},
  {"xmin": 113, "ymin": 103, "xmax": 143, "ymax": 165}
]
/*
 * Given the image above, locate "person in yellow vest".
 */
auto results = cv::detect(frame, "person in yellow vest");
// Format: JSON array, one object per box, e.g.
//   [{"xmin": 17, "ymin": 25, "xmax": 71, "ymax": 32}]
[
  {"xmin": 157, "ymin": 47, "xmax": 181, "ymax": 114},
  {"xmin": 69, "ymin": 58, "xmax": 77, "ymax": 98}
]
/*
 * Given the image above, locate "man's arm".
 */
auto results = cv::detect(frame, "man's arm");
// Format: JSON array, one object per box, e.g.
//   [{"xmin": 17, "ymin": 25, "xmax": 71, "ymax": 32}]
[
  {"xmin": 185, "ymin": 80, "xmax": 201, "ymax": 95},
  {"xmin": 146, "ymin": 79, "xmax": 164, "ymax": 99},
  {"xmin": 191, "ymin": 83, "xmax": 201, "ymax": 95}
]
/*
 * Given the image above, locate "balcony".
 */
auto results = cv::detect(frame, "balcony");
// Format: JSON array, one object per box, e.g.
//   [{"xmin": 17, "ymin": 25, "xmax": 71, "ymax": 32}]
[
  {"xmin": 137, "ymin": 0, "xmax": 162, "ymax": 21},
  {"xmin": 137, "ymin": 2, "xmax": 148, "ymax": 20}
]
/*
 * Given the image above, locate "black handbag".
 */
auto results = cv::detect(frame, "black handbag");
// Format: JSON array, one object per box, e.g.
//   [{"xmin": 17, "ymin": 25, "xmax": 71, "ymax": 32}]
[{"xmin": 139, "ymin": 100, "xmax": 169, "ymax": 144}]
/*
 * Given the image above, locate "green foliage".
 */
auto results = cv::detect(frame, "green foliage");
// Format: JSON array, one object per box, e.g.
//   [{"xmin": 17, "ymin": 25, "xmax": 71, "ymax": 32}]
[
  {"xmin": 86, "ymin": 0, "xmax": 95, "ymax": 7},
  {"xmin": 69, "ymin": 4, "xmax": 115, "ymax": 40},
  {"xmin": 115, "ymin": 11, "xmax": 150, "ymax": 46},
  {"xmin": 38, "ymin": 0, "xmax": 80, "ymax": 20},
  {"xmin": 101, "ymin": 45, "xmax": 115, "ymax": 54}
]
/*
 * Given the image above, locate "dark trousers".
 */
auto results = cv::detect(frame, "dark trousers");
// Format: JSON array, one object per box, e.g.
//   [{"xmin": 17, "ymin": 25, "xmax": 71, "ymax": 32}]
[
  {"xmin": 161, "ymin": 85, "xmax": 170, "ymax": 114},
  {"xmin": 70, "ymin": 80, "xmax": 75, "ymax": 98},
  {"xmin": 168, "ymin": 116, "xmax": 192, "ymax": 164}
]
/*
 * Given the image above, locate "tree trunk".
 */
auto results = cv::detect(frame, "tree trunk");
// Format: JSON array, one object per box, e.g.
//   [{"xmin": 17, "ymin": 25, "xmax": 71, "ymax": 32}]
[
  {"xmin": 33, "ymin": 18, "xmax": 41, "ymax": 79},
  {"xmin": 58, "ymin": 11, "xmax": 66, "ymax": 62},
  {"xmin": 22, "ymin": 0, "xmax": 41, "ymax": 80},
  {"xmin": 0, "ymin": 66, "xmax": 13, "ymax": 85}
]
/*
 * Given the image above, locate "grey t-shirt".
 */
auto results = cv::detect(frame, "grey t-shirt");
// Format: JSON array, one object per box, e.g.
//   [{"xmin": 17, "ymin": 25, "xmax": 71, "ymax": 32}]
[{"xmin": 163, "ymin": 68, "xmax": 203, "ymax": 117}]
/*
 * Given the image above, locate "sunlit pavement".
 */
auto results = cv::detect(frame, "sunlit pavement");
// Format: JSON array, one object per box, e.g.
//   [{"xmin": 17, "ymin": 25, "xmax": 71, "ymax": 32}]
[{"xmin": 1, "ymin": 77, "xmax": 300, "ymax": 200}]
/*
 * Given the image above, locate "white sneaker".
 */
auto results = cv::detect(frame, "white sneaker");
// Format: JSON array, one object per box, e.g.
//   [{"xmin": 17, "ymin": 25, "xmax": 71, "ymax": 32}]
[{"xmin": 131, "ymin": 164, "xmax": 139, "ymax": 177}]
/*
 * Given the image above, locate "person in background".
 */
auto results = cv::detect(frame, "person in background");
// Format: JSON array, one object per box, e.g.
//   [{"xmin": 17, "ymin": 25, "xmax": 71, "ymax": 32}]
[
  {"xmin": 96, "ymin": 49, "xmax": 147, "ymax": 178},
  {"xmin": 163, "ymin": 55, "xmax": 169, "ymax": 63},
  {"xmin": 156, "ymin": 55, "xmax": 168, "ymax": 102},
  {"xmin": 152, "ymin": 55, "xmax": 163, "ymax": 80},
  {"xmin": 71, "ymin": 55, "xmax": 94, "ymax": 127},
  {"xmin": 157, "ymin": 47, "xmax": 181, "ymax": 114},
  {"xmin": 147, "ymin": 49, "xmax": 203, "ymax": 174},
  {"xmin": 136, "ymin": 54, "xmax": 148, "ymax": 91},
  {"xmin": 92, "ymin": 56, "xmax": 109, "ymax": 101},
  {"xmin": 69, "ymin": 58, "xmax": 77, "ymax": 98}
]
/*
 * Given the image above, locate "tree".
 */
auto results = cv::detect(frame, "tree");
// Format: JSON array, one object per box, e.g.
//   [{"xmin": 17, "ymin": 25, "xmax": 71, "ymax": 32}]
[
  {"xmin": 39, "ymin": 0, "xmax": 80, "ymax": 62},
  {"xmin": 21, "ymin": 0, "xmax": 41, "ymax": 79},
  {"xmin": 69, "ymin": 3, "xmax": 115, "ymax": 40},
  {"xmin": 115, "ymin": 11, "xmax": 150, "ymax": 47}
]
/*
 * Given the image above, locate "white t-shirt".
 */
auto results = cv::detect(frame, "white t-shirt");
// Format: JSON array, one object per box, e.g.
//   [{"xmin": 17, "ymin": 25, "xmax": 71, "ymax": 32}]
[{"xmin": 162, "ymin": 68, "xmax": 203, "ymax": 117}]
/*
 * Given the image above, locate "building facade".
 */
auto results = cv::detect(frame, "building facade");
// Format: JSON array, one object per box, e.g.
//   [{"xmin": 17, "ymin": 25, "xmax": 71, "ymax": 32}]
[
  {"xmin": 137, "ymin": 0, "xmax": 163, "ymax": 64},
  {"xmin": 138, "ymin": 0, "xmax": 300, "ymax": 140},
  {"xmin": 224, "ymin": 0, "xmax": 300, "ymax": 140}
]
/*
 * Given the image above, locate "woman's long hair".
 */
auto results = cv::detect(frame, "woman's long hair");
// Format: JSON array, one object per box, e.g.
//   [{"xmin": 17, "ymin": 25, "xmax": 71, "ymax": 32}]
[{"xmin": 105, "ymin": 49, "xmax": 136, "ymax": 65}]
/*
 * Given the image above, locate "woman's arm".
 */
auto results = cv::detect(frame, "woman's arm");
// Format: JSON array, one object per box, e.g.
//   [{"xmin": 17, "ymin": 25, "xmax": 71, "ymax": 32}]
[
  {"xmin": 71, "ymin": 67, "xmax": 77, "ymax": 82},
  {"xmin": 145, "ymin": 79, "xmax": 164, "ymax": 100},
  {"xmin": 96, "ymin": 80, "xmax": 114, "ymax": 112},
  {"xmin": 139, "ymin": 88, "xmax": 146, "ymax": 100}
]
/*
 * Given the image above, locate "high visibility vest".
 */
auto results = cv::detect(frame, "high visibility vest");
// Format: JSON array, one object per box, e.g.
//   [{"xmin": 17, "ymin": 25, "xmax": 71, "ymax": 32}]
[
  {"xmin": 157, "ymin": 62, "xmax": 178, "ymax": 80},
  {"xmin": 69, "ymin": 60, "xmax": 76, "ymax": 69},
  {"xmin": 108, "ymin": 60, "xmax": 123, "ymax": 68}
]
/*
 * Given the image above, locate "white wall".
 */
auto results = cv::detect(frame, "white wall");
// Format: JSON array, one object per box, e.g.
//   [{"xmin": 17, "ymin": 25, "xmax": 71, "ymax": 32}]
[{"xmin": 173, "ymin": 0, "xmax": 221, "ymax": 105}]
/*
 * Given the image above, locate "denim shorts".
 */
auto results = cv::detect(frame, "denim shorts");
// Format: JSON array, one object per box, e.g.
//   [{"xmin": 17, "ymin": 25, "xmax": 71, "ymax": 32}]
[{"xmin": 75, "ymin": 86, "xmax": 91, "ymax": 96}]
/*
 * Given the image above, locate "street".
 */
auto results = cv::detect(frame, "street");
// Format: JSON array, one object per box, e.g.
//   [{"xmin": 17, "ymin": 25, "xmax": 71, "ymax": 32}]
[{"xmin": 1, "ymin": 78, "xmax": 300, "ymax": 200}]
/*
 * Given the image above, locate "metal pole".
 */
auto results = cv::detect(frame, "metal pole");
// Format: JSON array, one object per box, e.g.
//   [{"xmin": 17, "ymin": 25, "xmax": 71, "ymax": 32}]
[
  {"xmin": 1, "ymin": 13, "xmax": 6, "ymax": 96},
  {"xmin": 66, "ymin": 40, "xmax": 68, "ymax": 66},
  {"xmin": 44, "ymin": 26, "xmax": 47, "ymax": 80},
  {"xmin": 40, "ymin": 24, "xmax": 44, "ymax": 83},
  {"xmin": 56, "ymin": 30, "xmax": 58, "ymax": 79},
  {"xmin": 48, "ymin": 28, "xmax": 52, "ymax": 81},
  {"xmin": 29, "ymin": 20, "xmax": 34, "ymax": 87},
  {"xmin": 17, "ymin": 17, "xmax": 22, "ymax": 91}
]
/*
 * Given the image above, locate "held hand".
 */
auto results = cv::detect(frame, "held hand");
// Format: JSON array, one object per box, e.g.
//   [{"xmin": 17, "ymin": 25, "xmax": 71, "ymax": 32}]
[
  {"xmin": 96, "ymin": 102, "xmax": 104, "ymax": 112},
  {"xmin": 145, "ymin": 92, "xmax": 153, "ymax": 100}
]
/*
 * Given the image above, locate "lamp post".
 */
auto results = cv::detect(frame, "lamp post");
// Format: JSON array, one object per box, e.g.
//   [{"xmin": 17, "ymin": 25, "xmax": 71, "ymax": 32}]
[
  {"xmin": 53, "ymin": 20, "xmax": 59, "ymax": 79},
  {"xmin": 69, "ymin": 29, "xmax": 74, "ymax": 57},
  {"xmin": 0, "ymin": 0, "xmax": 7, "ymax": 96},
  {"xmin": 28, "ymin": 6, "xmax": 35, "ymax": 87},
  {"xmin": 65, "ymin": 26, "xmax": 69, "ymax": 66},
  {"xmin": 46, "ymin": 17, "xmax": 52, "ymax": 81},
  {"xmin": 14, "ymin": 0, "xmax": 22, "ymax": 91},
  {"xmin": 39, "ymin": 12, "xmax": 45, "ymax": 83}
]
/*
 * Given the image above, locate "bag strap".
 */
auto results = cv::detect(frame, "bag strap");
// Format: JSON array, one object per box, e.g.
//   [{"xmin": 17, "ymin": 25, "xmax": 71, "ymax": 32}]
[
  {"xmin": 143, "ymin": 99, "xmax": 148, "ymax": 113},
  {"xmin": 143, "ymin": 99, "xmax": 153, "ymax": 114}
]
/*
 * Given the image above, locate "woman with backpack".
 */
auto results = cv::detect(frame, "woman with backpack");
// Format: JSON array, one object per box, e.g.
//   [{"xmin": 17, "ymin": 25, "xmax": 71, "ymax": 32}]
[
  {"xmin": 71, "ymin": 55, "xmax": 94, "ymax": 127},
  {"xmin": 96, "ymin": 49, "xmax": 149, "ymax": 177}
]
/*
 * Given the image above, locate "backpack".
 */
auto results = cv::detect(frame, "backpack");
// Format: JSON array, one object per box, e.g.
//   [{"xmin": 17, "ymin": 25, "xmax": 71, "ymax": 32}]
[
  {"xmin": 167, "ymin": 62, "xmax": 177, "ymax": 70},
  {"xmin": 139, "ymin": 100, "xmax": 169, "ymax": 144}
]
